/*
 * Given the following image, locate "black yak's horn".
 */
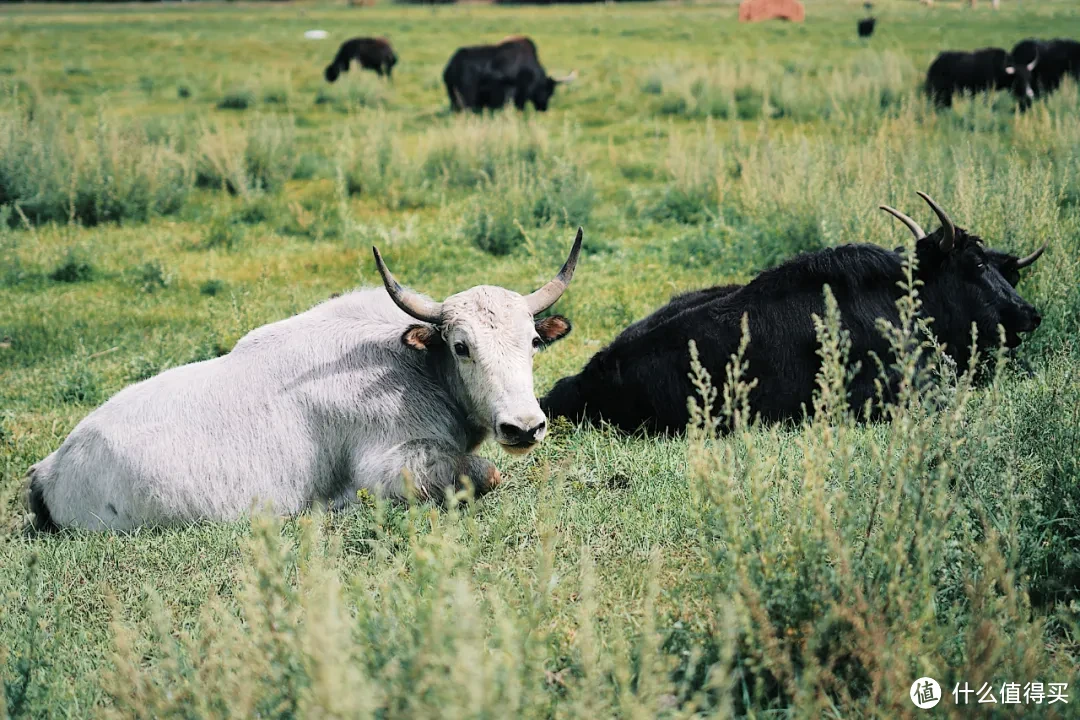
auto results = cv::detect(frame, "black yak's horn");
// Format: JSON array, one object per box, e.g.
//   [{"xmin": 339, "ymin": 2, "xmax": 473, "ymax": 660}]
[
  {"xmin": 879, "ymin": 204, "xmax": 926, "ymax": 240},
  {"xmin": 1015, "ymin": 242, "xmax": 1048, "ymax": 268},
  {"xmin": 916, "ymin": 192, "xmax": 955, "ymax": 252}
]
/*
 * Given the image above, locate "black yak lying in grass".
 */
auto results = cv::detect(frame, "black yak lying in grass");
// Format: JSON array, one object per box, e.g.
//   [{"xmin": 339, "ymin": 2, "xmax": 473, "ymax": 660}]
[{"xmin": 542, "ymin": 193, "xmax": 1045, "ymax": 435}]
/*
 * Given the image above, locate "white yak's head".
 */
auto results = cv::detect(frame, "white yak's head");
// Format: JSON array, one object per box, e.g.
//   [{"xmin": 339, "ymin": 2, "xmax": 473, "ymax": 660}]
[{"xmin": 373, "ymin": 228, "xmax": 582, "ymax": 455}]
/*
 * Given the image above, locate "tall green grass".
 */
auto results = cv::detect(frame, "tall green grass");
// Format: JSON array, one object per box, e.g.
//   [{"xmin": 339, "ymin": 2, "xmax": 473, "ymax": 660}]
[{"xmin": 0, "ymin": 106, "xmax": 193, "ymax": 227}]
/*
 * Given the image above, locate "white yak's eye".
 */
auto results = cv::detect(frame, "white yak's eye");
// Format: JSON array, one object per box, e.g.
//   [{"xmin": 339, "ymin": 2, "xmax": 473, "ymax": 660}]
[
  {"xmin": 454, "ymin": 342, "xmax": 470, "ymax": 358},
  {"xmin": 532, "ymin": 336, "xmax": 541, "ymax": 349}
]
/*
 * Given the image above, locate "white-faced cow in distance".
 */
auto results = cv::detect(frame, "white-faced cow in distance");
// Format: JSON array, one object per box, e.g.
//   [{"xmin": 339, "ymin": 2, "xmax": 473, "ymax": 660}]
[{"xmin": 27, "ymin": 229, "xmax": 583, "ymax": 531}]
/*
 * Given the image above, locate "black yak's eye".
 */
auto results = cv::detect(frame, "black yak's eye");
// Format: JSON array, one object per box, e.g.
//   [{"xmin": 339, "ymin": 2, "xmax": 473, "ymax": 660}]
[{"xmin": 454, "ymin": 342, "xmax": 470, "ymax": 358}]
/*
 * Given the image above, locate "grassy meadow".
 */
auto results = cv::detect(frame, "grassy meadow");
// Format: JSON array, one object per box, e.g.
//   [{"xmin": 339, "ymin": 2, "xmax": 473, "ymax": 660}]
[{"xmin": 2, "ymin": 0, "xmax": 1080, "ymax": 716}]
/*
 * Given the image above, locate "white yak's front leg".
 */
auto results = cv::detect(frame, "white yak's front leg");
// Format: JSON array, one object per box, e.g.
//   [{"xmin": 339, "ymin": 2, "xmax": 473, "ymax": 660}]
[{"xmin": 363, "ymin": 440, "xmax": 502, "ymax": 504}]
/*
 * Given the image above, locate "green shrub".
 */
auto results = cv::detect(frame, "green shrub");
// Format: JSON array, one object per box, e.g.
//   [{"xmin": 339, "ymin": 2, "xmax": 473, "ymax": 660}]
[
  {"xmin": 196, "ymin": 115, "xmax": 298, "ymax": 196},
  {"xmin": 128, "ymin": 260, "xmax": 171, "ymax": 294},
  {"xmin": 291, "ymin": 153, "xmax": 325, "ymax": 181},
  {"xmin": 278, "ymin": 197, "xmax": 345, "ymax": 243},
  {"xmin": 463, "ymin": 157, "xmax": 593, "ymax": 256},
  {"xmin": 337, "ymin": 120, "xmax": 428, "ymax": 210},
  {"xmin": 217, "ymin": 88, "xmax": 256, "ymax": 111},
  {"xmin": 0, "ymin": 108, "xmax": 194, "ymax": 227},
  {"xmin": 201, "ymin": 212, "xmax": 245, "ymax": 251},
  {"xmin": 419, "ymin": 115, "xmax": 548, "ymax": 191},
  {"xmin": 234, "ymin": 195, "xmax": 278, "ymax": 225},
  {"xmin": 48, "ymin": 250, "xmax": 94, "ymax": 283},
  {"xmin": 199, "ymin": 278, "xmax": 226, "ymax": 297},
  {"xmin": 262, "ymin": 87, "xmax": 290, "ymax": 106}
]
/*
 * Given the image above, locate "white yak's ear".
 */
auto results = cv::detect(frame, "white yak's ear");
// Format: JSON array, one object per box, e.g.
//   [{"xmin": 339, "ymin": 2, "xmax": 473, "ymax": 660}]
[
  {"xmin": 402, "ymin": 324, "xmax": 441, "ymax": 351},
  {"xmin": 1004, "ymin": 65, "xmax": 1016, "ymax": 75},
  {"xmin": 535, "ymin": 315, "xmax": 572, "ymax": 346}
]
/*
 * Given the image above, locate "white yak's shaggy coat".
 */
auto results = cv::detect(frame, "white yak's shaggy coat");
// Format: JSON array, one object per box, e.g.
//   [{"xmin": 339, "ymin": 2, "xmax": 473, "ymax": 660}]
[{"xmin": 28, "ymin": 286, "xmax": 551, "ymax": 531}]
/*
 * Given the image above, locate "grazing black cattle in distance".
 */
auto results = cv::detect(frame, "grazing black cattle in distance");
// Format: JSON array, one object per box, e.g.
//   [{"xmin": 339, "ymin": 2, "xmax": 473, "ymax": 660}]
[
  {"xmin": 857, "ymin": 18, "xmax": 876, "ymax": 39},
  {"xmin": 324, "ymin": 37, "xmax": 397, "ymax": 83},
  {"xmin": 443, "ymin": 35, "xmax": 576, "ymax": 113},
  {"xmin": 1012, "ymin": 38, "xmax": 1080, "ymax": 98},
  {"xmin": 925, "ymin": 47, "xmax": 1037, "ymax": 110},
  {"xmin": 541, "ymin": 193, "xmax": 1044, "ymax": 436}
]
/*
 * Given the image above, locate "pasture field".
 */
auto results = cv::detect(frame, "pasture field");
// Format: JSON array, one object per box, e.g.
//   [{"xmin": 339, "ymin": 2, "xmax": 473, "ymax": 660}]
[{"xmin": 2, "ymin": 0, "xmax": 1080, "ymax": 716}]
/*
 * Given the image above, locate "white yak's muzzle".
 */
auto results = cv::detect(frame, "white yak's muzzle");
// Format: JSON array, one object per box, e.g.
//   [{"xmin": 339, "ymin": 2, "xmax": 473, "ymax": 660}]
[{"xmin": 493, "ymin": 408, "xmax": 548, "ymax": 455}]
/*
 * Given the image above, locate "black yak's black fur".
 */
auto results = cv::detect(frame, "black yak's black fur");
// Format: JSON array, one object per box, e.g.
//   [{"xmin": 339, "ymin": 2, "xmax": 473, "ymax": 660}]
[
  {"xmin": 542, "ymin": 230, "xmax": 1042, "ymax": 436},
  {"xmin": 925, "ymin": 47, "xmax": 1034, "ymax": 109},
  {"xmin": 857, "ymin": 17, "xmax": 876, "ymax": 38},
  {"xmin": 324, "ymin": 37, "xmax": 397, "ymax": 83},
  {"xmin": 442, "ymin": 36, "xmax": 569, "ymax": 112},
  {"xmin": 1011, "ymin": 38, "xmax": 1080, "ymax": 98}
]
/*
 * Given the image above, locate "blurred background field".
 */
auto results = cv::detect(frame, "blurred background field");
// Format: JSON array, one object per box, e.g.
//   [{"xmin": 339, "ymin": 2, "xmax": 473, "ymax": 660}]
[{"xmin": 1, "ymin": 1, "xmax": 1079, "ymax": 717}]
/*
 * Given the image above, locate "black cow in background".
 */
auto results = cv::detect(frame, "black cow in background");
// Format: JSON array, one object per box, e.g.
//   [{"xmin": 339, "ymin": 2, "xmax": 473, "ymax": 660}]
[
  {"xmin": 325, "ymin": 37, "xmax": 397, "ymax": 83},
  {"xmin": 541, "ymin": 193, "xmax": 1044, "ymax": 435},
  {"xmin": 858, "ymin": 4, "xmax": 876, "ymax": 39},
  {"xmin": 1011, "ymin": 38, "xmax": 1080, "ymax": 97},
  {"xmin": 443, "ymin": 35, "xmax": 576, "ymax": 112},
  {"xmin": 925, "ymin": 47, "xmax": 1036, "ymax": 110}
]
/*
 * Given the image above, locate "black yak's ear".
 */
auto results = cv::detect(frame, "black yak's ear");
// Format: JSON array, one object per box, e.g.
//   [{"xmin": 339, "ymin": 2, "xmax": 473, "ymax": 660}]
[
  {"xmin": 402, "ymin": 325, "xmax": 441, "ymax": 351},
  {"xmin": 535, "ymin": 315, "xmax": 572, "ymax": 346}
]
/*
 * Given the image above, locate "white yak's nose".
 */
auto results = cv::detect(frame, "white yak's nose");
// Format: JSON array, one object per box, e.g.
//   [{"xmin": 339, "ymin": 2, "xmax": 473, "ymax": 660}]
[{"xmin": 495, "ymin": 412, "xmax": 548, "ymax": 449}]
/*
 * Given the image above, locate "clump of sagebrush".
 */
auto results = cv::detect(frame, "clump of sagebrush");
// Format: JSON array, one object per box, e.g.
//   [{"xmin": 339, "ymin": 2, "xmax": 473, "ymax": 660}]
[
  {"xmin": 200, "ymin": 209, "xmax": 245, "ymax": 251},
  {"xmin": 462, "ymin": 157, "xmax": 593, "ymax": 256},
  {"xmin": 675, "ymin": 270, "xmax": 1071, "ymax": 713},
  {"xmin": 196, "ymin": 115, "xmax": 298, "ymax": 196},
  {"xmin": 261, "ymin": 85, "xmax": 291, "ymax": 107},
  {"xmin": 291, "ymin": 153, "xmax": 325, "ymax": 181},
  {"xmin": 127, "ymin": 259, "xmax": 171, "ymax": 294},
  {"xmin": 419, "ymin": 113, "xmax": 550, "ymax": 190},
  {"xmin": 337, "ymin": 119, "xmax": 428, "ymax": 211},
  {"xmin": 642, "ymin": 122, "xmax": 721, "ymax": 224},
  {"xmin": 278, "ymin": 196, "xmax": 346, "ymax": 243},
  {"xmin": 102, "ymin": 490, "xmax": 702, "ymax": 718},
  {"xmin": 48, "ymin": 249, "xmax": 95, "ymax": 283},
  {"xmin": 642, "ymin": 52, "xmax": 915, "ymax": 126},
  {"xmin": 199, "ymin": 278, "xmax": 226, "ymax": 297},
  {"xmin": 217, "ymin": 87, "xmax": 256, "ymax": 111},
  {"xmin": 0, "ymin": 106, "xmax": 194, "ymax": 227}
]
